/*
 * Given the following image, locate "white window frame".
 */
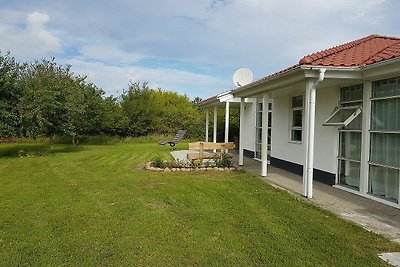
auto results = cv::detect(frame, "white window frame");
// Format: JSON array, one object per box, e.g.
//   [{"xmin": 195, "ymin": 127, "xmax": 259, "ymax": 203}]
[
  {"xmin": 323, "ymin": 106, "xmax": 362, "ymax": 127},
  {"xmin": 290, "ymin": 95, "xmax": 303, "ymax": 143},
  {"xmin": 368, "ymin": 77, "xmax": 400, "ymax": 204}
]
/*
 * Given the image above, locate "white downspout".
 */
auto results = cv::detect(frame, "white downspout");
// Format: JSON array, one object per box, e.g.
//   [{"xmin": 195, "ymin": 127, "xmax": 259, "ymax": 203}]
[{"xmin": 305, "ymin": 68, "xmax": 326, "ymax": 198}]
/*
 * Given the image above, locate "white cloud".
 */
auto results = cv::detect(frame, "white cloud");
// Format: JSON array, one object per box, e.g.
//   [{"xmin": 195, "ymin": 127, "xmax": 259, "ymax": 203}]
[
  {"xmin": 65, "ymin": 58, "xmax": 228, "ymax": 99},
  {"xmin": 0, "ymin": 0, "xmax": 398, "ymax": 98},
  {"xmin": 26, "ymin": 11, "xmax": 61, "ymax": 52},
  {"xmin": 78, "ymin": 44, "xmax": 145, "ymax": 64},
  {"xmin": 0, "ymin": 10, "xmax": 61, "ymax": 59}
]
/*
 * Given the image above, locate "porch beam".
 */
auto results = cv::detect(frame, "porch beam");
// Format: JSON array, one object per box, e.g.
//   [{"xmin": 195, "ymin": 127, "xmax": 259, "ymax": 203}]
[
  {"xmin": 239, "ymin": 98, "xmax": 245, "ymax": 166},
  {"xmin": 261, "ymin": 93, "xmax": 270, "ymax": 177}
]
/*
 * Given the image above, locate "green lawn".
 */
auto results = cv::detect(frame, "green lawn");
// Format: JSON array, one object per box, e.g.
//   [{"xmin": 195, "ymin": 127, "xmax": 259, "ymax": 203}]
[{"xmin": 0, "ymin": 142, "xmax": 399, "ymax": 266}]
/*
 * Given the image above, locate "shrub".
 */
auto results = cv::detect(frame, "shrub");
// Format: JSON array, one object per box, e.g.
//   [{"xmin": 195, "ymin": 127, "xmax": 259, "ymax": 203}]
[
  {"xmin": 152, "ymin": 155, "xmax": 165, "ymax": 168},
  {"xmin": 214, "ymin": 152, "xmax": 232, "ymax": 168}
]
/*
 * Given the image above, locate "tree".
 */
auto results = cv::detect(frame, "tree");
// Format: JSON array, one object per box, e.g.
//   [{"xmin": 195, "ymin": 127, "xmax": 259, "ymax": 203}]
[
  {"xmin": 0, "ymin": 52, "xmax": 22, "ymax": 137},
  {"xmin": 121, "ymin": 81, "xmax": 156, "ymax": 136},
  {"xmin": 19, "ymin": 59, "xmax": 77, "ymax": 145},
  {"xmin": 152, "ymin": 89, "xmax": 204, "ymax": 137},
  {"xmin": 101, "ymin": 96, "xmax": 129, "ymax": 136}
]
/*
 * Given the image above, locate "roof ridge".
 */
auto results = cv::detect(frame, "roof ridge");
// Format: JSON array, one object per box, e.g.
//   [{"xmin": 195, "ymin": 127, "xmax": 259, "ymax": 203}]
[
  {"xmin": 361, "ymin": 39, "xmax": 400, "ymax": 66},
  {"xmin": 299, "ymin": 34, "xmax": 379, "ymax": 65}
]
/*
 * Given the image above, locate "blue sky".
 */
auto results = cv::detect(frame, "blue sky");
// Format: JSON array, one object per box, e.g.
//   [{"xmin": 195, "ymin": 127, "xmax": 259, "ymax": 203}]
[{"xmin": 1, "ymin": 0, "xmax": 399, "ymax": 99}]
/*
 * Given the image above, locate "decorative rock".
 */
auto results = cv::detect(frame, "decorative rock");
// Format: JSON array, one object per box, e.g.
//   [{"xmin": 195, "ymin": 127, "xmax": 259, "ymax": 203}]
[{"xmin": 146, "ymin": 163, "xmax": 238, "ymax": 172}]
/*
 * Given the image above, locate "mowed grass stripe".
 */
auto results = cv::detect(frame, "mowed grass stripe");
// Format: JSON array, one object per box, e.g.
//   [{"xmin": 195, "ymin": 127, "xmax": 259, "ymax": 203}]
[{"xmin": 0, "ymin": 142, "xmax": 399, "ymax": 266}]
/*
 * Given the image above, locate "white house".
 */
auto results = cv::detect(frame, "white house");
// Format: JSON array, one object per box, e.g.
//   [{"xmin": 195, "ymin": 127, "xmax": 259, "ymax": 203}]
[{"xmin": 201, "ymin": 34, "xmax": 400, "ymax": 208}]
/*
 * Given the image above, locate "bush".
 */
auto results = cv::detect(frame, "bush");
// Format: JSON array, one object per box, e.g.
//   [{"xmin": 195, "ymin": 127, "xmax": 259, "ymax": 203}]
[
  {"xmin": 214, "ymin": 152, "xmax": 232, "ymax": 168},
  {"xmin": 152, "ymin": 155, "xmax": 165, "ymax": 168}
]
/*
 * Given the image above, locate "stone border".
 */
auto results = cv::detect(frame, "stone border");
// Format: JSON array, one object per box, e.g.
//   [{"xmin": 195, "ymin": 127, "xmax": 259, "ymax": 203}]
[{"xmin": 145, "ymin": 162, "xmax": 238, "ymax": 172}]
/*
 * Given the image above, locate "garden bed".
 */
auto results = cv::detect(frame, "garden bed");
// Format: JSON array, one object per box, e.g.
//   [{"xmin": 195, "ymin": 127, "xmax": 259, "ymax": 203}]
[{"xmin": 145, "ymin": 161, "xmax": 238, "ymax": 172}]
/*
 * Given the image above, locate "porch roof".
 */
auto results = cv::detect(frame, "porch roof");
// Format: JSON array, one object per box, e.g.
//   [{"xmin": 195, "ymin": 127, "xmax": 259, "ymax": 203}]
[{"xmin": 200, "ymin": 90, "xmax": 243, "ymax": 108}]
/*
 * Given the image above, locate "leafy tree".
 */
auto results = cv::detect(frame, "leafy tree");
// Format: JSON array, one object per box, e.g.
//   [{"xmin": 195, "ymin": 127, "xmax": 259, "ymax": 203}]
[
  {"xmin": 121, "ymin": 81, "xmax": 156, "ymax": 136},
  {"xmin": 101, "ymin": 96, "xmax": 129, "ymax": 136},
  {"xmin": 0, "ymin": 52, "xmax": 22, "ymax": 137},
  {"xmin": 19, "ymin": 59, "xmax": 76, "ymax": 145},
  {"xmin": 152, "ymin": 89, "xmax": 204, "ymax": 137}
]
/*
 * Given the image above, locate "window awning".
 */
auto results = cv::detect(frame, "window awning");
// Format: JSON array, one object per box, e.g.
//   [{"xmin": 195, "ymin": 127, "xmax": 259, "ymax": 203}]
[{"xmin": 323, "ymin": 106, "xmax": 362, "ymax": 127}]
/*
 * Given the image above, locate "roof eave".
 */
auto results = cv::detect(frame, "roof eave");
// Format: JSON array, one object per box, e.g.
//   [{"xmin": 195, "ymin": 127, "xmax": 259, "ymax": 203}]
[{"xmin": 232, "ymin": 66, "xmax": 303, "ymax": 98}]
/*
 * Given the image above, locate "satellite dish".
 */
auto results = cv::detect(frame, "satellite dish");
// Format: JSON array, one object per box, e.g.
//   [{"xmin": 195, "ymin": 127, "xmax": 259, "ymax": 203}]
[{"xmin": 233, "ymin": 68, "xmax": 253, "ymax": 87}]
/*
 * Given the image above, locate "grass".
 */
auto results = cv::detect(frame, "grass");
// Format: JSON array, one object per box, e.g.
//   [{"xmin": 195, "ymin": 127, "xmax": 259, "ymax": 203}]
[{"xmin": 0, "ymin": 142, "xmax": 399, "ymax": 266}]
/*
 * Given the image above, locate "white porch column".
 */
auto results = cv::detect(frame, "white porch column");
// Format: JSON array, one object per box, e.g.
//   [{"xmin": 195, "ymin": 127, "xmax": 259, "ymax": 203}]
[
  {"xmin": 360, "ymin": 81, "xmax": 372, "ymax": 193},
  {"xmin": 239, "ymin": 98, "xmax": 245, "ymax": 166},
  {"xmin": 303, "ymin": 79, "xmax": 316, "ymax": 198},
  {"xmin": 205, "ymin": 109, "xmax": 209, "ymax": 142},
  {"xmin": 261, "ymin": 93, "xmax": 270, "ymax": 177},
  {"xmin": 224, "ymin": 102, "xmax": 230, "ymax": 143},
  {"xmin": 213, "ymin": 106, "xmax": 217, "ymax": 143}
]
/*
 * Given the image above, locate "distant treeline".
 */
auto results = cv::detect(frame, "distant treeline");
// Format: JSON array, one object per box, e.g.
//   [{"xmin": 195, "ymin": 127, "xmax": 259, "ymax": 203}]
[{"xmin": 0, "ymin": 52, "xmax": 239, "ymax": 145}]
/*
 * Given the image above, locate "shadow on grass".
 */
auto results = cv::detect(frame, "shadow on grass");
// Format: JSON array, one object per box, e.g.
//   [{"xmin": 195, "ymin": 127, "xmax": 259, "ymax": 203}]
[{"xmin": 0, "ymin": 144, "xmax": 85, "ymax": 158}]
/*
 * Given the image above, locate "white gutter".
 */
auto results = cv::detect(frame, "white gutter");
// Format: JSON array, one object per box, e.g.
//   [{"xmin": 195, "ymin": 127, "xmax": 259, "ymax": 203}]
[{"xmin": 304, "ymin": 68, "xmax": 326, "ymax": 199}]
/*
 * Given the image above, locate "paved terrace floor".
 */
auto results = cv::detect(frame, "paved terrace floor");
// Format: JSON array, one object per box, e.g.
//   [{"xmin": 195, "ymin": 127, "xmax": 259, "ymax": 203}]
[{"xmin": 230, "ymin": 153, "xmax": 400, "ymax": 245}]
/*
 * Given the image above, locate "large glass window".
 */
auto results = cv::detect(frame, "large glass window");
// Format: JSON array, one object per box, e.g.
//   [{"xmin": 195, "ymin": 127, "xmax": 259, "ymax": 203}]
[
  {"xmin": 290, "ymin": 95, "xmax": 303, "ymax": 142},
  {"xmin": 337, "ymin": 84, "xmax": 363, "ymax": 190},
  {"xmin": 369, "ymin": 77, "xmax": 400, "ymax": 204}
]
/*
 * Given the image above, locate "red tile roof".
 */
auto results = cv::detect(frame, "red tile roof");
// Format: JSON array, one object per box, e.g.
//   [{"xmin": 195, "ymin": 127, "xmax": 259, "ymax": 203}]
[
  {"xmin": 299, "ymin": 34, "xmax": 400, "ymax": 67},
  {"xmin": 204, "ymin": 34, "xmax": 400, "ymax": 105},
  {"xmin": 231, "ymin": 34, "xmax": 400, "ymax": 95}
]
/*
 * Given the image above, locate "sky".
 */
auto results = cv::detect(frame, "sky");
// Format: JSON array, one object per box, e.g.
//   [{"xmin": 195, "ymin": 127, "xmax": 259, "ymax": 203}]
[{"xmin": 0, "ymin": 0, "xmax": 399, "ymax": 99}]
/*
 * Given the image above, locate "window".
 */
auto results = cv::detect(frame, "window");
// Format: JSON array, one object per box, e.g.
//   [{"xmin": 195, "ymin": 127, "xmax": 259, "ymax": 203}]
[
  {"xmin": 290, "ymin": 95, "xmax": 303, "ymax": 142},
  {"xmin": 336, "ymin": 84, "xmax": 363, "ymax": 190},
  {"xmin": 323, "ymin": 106, "xmax": 362, "ymax": 127},
  {"xmin": 369, "ymin": 76, "xmax": 400, "ymax": 204}
]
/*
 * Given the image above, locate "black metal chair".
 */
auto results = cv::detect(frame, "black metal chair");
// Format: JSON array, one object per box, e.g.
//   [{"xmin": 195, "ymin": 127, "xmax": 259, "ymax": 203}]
[{"xmin": 159, "ymin": 130, "xmax": 186, "ymax": 149}]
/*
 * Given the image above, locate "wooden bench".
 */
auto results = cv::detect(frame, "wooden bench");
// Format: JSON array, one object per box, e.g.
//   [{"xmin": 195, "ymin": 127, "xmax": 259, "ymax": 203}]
[{"xmin": 187, "ymin": 142, "xmax": 235, "ymax": 160}]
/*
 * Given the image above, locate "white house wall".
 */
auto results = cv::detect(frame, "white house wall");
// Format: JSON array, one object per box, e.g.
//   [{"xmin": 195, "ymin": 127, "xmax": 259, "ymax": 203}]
[
  {"xmin": 313, "ymin": 86, "xmax": 339, "ymax": 174},
  {"xmin": 242, "ymin": 101, "xmax": 256, "ymax": 153},
  {"xmin": 271, "ymin": 85, "xmax": 339, "ymax": 174}
]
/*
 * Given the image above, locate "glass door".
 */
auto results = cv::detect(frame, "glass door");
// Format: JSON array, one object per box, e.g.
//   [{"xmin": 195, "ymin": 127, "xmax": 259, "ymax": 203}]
[{"xmin": 255, "ymin": 101, "xmax": 272, "ymax": 160}]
